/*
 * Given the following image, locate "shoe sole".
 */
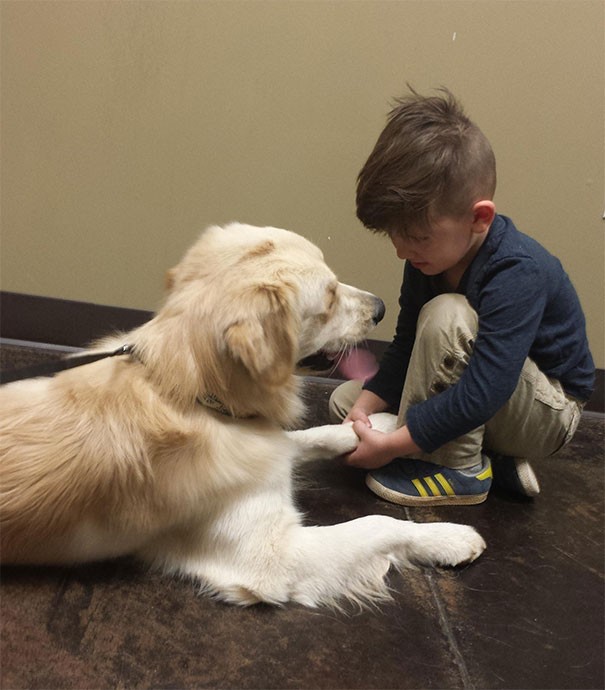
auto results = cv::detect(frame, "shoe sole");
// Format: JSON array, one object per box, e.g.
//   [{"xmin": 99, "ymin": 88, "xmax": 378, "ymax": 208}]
[{"xmin": 366, "ymin": 474, "xmax": 489, "ymax": 507}]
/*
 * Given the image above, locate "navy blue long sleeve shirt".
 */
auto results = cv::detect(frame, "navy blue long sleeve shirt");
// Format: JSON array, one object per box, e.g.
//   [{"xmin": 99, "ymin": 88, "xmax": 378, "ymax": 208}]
[{"xmin": 364, "ymin": 214, "xmax": 595, "ymax": 454}]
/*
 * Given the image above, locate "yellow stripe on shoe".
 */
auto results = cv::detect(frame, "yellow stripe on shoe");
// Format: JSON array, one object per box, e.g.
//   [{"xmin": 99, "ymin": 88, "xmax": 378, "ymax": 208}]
[
  {"xmin": 476, "ymin": 464, "xmax": 493, "ymax": 481},
  {"xmin": 412, "ymin": 478, "xmax": 429, "ymax": 497},
  {"xmin": 435, "ymin": 473, "xmax": 455, "ymax": 496},
  {"xmin": 424, "ymin": 476, "xmax": 442, "ymax": 496}
]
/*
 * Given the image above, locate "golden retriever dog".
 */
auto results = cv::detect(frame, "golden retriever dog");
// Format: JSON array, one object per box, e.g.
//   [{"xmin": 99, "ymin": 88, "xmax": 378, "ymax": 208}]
[{"xmin": 0, "ymin": 223, "xmax": 485, "ymax": 607}]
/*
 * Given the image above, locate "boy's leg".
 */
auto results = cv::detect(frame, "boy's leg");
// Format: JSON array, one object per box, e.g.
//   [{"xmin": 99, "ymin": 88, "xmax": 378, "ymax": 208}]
[
  {"xmin": 484, "ymin": 360, "xmax": 583, "ymax": 458},
  {"xmin": 367, "ymin": 294, "xmax": 492, "ymax": 506},
  {"xmin": 482, "ymin": 360, "xmax": 583, "ymax": 496},
  {"xmin": 395, "ymin": 294, "xmax": 582, "ymax": 466},
  {"xmin": 367, "ymin": 293, "xmax": 582, "ymax": 504},
  {"xmin": 329, "ymin": 380, "xmax": 364, "ymax": 423},
  {"xmin": 397, "ymin": 294, "xmax": 484, "ymax": 470}
]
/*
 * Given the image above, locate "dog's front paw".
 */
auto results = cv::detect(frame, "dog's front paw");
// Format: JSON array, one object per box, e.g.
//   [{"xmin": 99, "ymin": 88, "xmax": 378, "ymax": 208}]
[
  {"xmin": 411, "ymin": 522, "xmax": 486, "ymax": 568},
  {"xmin": 289, "ymin": 423, "xmax": 359, "ymax": 461},
  {"xmin": 317, "ymin": 422, "xmax": 359, "ymax": 456}
]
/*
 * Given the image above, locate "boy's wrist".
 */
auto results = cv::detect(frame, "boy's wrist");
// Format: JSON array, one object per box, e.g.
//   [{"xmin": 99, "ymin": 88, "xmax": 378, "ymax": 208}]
[{"xmin": 391, "ymin": 425, "xmax": 422, "ymax": 458}]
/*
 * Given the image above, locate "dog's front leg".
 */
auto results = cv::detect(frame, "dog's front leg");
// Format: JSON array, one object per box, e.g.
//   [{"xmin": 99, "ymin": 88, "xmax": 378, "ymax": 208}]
[
  {"xmin": 288, "ymin": 412, "xmax": 398, "ymax": 463},
  {"xmin": 286, "ymin": 516, "xmax": 486, "ymax": 607}
]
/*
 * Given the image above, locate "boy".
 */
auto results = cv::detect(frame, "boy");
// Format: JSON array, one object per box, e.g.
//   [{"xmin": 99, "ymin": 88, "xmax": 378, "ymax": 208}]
[{"xmin": 330, "ymin": 88, "xmax": 595, "ymax": 506}]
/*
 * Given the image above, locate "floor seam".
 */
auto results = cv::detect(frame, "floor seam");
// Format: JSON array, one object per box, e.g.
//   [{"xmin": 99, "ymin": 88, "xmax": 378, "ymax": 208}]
[
  {"xmin": 425, "ymin": 570, "xmax": 474, "ymax": 690},
  {"xmin": 405, "ymin": 507, "xmax": 474, "ymax": 690}
]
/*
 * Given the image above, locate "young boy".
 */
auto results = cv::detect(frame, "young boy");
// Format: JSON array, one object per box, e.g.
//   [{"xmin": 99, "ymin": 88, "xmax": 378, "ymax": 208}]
[{"xmin": 330, "ymin": 88, "xmax": 595, "ymax": 506}]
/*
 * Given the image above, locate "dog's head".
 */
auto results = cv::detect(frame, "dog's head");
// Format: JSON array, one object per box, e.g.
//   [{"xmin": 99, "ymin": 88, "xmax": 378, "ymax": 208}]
[{"xmin": 161, "ymin": 223, "xmax": 384, "ymax": 422}]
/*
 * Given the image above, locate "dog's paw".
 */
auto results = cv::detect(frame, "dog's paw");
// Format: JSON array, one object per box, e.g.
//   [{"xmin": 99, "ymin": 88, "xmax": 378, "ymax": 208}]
[
  {"xmin": 289, "ymin": 423, "xmax": 359, "ymax": 461},
  {"xmin": 411, "ymin": 522, "xmax": 486, "ymax": 568},
  {"xmin": 367, "ymin": 413, "xmax": 398, "ymax": 434},
  {"xmin": 317, "ymin": 422, "xmax": 359, "ymax": 456}
]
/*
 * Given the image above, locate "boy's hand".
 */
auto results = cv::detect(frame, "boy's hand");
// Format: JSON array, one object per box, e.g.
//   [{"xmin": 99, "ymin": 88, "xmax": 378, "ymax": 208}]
[
  {"xmin": 343, "ymin": 390, "xmax": 388, "ymax": 426},
  {"xmin": 344, "ymin": 421, "xmax": 396, "ymax": 469},
  {"xmin": 343, "ymin": 421, "xmax": 423, "ymax": 470},
  {"xmin": 344, "ymin": 408, "xmax": 372, "ymax": 427}
]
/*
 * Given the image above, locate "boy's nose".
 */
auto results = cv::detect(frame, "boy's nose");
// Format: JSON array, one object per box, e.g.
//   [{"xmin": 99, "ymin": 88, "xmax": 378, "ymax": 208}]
[
  {"xmin": 390, "ymin": 235, "xmax": 410, "ymax": 260},
  {"xmin": 393, "ymin": 241, "xmax": 413, "ymax": 261}
]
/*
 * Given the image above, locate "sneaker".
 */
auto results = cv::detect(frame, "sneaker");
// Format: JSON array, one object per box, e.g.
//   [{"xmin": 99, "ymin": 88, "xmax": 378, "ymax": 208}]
[
  {"xmin": 491, "ymin": 455, "xmax": 540, "ymax": 498},
  {"xmin": 366, "ymin": 456, "xmax": 492, "ymax": 507}
]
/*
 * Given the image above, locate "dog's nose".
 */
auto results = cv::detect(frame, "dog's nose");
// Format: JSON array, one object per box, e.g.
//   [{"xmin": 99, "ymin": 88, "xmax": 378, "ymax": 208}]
[{"xmin": 372, "ymin": 298, "xmax": 386, "ymax": 325}]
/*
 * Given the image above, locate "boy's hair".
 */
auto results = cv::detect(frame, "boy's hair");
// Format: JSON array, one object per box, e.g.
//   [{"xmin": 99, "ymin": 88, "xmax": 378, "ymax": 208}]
[{"xmin": 356, "ymin": 87, "xmax": 496, "ymax": 235}]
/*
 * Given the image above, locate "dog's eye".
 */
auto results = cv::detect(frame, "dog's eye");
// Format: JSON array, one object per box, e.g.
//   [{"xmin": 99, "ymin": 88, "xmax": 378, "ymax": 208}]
[
  {"xmin": 304, "ymin": 281, "xmax": 338, "ymax": 322},
  {"xmin": 325, "ymin": 283, "xmax": 338, "ymax": 314}
]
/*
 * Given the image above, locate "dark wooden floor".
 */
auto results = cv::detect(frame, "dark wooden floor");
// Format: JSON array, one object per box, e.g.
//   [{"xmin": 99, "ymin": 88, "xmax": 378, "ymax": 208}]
[{"xmin": 1, "ymin": 343, "xmax": 603, "ymax": 690}]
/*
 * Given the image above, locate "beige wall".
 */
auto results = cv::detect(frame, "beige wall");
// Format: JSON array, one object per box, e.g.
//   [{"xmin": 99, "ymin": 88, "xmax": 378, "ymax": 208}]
[{"xmin": 2, "ymin": 0, "xmax": 604, "ymax": 367}]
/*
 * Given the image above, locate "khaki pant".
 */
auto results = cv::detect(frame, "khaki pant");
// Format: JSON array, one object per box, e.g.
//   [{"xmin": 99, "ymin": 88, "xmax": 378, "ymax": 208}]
[{"xmin": 329, "ymin": 294, "xmax": 583, "ymax": 470}]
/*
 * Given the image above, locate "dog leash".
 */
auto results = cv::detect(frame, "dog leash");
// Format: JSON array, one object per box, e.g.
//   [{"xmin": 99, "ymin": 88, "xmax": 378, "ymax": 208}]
[
  {"xmin": 2, "ymin": 344, "xmax": 260, "ymax": 419},
  {"xmin": 0, "ymin": 344, "xmax": 135, "ymax": 385}
]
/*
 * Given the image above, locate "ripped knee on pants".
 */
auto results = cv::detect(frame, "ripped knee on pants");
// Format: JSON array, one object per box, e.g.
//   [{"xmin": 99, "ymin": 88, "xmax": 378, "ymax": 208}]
[{"xmin": 429, "ymin": 351, "xmax": 468, "ymax": 395}]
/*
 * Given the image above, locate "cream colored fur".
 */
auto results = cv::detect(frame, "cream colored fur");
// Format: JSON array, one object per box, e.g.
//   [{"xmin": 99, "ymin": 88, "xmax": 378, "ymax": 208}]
[{"xmin": 0, "ymin": 223, "xmax": 485, "ymax": 607}]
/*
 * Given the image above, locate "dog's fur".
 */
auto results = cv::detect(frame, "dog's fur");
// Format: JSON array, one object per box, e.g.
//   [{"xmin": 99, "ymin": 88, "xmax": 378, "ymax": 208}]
[{"xmin": 0, "ymin": 223, "xmax": 485, "ymax": 607}]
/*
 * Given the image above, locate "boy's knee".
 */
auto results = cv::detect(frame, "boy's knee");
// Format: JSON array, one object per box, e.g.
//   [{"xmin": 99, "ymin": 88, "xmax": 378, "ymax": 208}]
[{"xmin": 417, "ymin": 294, "xmax": 478, "ymax": 342}]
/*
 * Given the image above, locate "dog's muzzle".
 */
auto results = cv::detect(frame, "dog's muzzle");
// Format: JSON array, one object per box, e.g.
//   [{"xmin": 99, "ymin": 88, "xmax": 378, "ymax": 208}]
[{"xmin": 372, "ymin": 297, "xmax": 386, "ymax": 325}]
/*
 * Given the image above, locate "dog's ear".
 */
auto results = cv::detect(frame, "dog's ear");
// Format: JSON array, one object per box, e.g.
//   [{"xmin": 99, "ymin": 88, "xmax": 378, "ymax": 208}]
[
  {"xmin": 224, "ymin": 282, "xmax": 298, "ymax": 387},
  {"xmin": 164, "ymin": 268, "xmax": 177, "ymax": 292}
]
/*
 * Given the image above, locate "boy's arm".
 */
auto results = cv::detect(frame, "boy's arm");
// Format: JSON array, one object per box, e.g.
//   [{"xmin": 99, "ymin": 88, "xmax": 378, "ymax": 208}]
[
  {"xmin": 407, "ymin": 255, "xmax": 547, "ymax": 454},
  {"xmin": 344, "ymin": 255, "xmax": 549, "ymax": 468}
]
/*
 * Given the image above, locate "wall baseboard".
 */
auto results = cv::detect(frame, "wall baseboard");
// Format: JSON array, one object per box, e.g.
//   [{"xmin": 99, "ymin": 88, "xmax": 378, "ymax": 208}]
[
  {"xmin": 1, "ymin": 290, "xmax": 603, "ymax": 413},
  {"xmin": 0, "ymin": 291, "xmax": 151, "ymax": 348}
]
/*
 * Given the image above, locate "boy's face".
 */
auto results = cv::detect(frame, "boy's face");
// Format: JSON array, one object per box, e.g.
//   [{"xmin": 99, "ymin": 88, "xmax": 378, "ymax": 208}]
[{"xmin": 389, "ymin": 211, "xmax": 489, "ymax": 278}]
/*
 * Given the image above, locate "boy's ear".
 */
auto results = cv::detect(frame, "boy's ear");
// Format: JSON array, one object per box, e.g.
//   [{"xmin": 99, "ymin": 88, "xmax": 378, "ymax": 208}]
[{"xmin": 472, "ymin": 200, "xmax": 496, "ymax": 232}]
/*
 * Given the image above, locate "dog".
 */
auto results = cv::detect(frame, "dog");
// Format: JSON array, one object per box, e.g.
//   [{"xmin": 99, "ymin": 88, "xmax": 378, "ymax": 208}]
[{"xmin": 0, "ymin": 223, "xmax": 485, "ymax": 607}]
